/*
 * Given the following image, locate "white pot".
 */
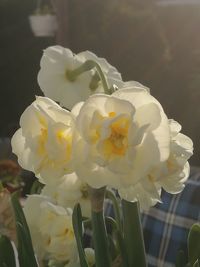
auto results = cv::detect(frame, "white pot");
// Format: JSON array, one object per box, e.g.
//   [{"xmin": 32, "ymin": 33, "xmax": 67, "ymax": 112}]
[{"xmin": 29, "ymin": 14, "xmax": 57, "ymax": 37}]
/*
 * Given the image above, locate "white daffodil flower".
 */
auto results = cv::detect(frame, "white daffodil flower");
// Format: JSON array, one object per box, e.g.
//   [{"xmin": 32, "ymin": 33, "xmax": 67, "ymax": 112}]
[
  {"xmin": 11, "ymin": 96, "xmax": 75, "ymax": 184},
  {"xmin": 42, "ymin": 173, "xmax": 91, "ymax": 218},
  {"xmin": 23, "ymin": 195, "xmax": 77, "ymax": 262},
  {"xmin": 73, "ymin": 86, "xmax": 170, "ymax": 189},
  {"xmin": 118, "ymin": 119, "xmax": 193, "ymax": 210},
  {"xmin": 38, "ymin": 46, "xmax": 122, "ymax": 110}
]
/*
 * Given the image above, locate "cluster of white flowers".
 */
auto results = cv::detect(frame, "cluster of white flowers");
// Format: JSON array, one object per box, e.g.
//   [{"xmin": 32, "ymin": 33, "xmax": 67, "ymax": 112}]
[{"xmin": 11, "ymin": 45, "xmax": 193, "ymax": 264}]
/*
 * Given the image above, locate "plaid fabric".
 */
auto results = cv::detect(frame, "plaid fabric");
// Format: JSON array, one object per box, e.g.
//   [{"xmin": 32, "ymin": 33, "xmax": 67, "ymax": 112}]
[
  {"xmin": 141, "ymin": 166, "xmax": 200, "ymax": 267},
  {"xmin": 84, "ymin": 166, "xmax": 200, "ymax": 267}
]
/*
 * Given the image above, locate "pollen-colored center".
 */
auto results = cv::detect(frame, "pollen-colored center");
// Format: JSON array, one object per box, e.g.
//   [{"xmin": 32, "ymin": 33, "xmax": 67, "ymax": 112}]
[
  {"xmin": 36, "ymin": 123, "xmax": 72, "ymax": 173},
  {"xmin": 103, "ymin": 114, "xmax": 130, "ymax": 156}
]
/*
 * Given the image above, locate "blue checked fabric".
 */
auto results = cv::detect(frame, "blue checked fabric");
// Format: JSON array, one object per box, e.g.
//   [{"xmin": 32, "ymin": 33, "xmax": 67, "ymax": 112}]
[
  {"xmin": 84, "ymin": 166, "xmax": 200, "ymax": 267},
  {"xmin": 140, "ymin": 166, "xmax": 200, "ymax": 267}
]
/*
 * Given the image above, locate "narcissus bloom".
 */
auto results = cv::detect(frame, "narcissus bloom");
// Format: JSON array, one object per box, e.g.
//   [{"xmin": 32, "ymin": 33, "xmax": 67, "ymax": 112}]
[
  {"xmin": 11, "ymin": 97, "xmax": 75, "ymax": 184},
  {"xmin": 38, "ymin": 46, "xmax": 122, "ymax": 110},
  {"xmin": 118, "ymin": 119, "xmax": 193, "ymax": 209},
  {"xmin": 42, "ymin": 173, "xmax": 91, "ymax": 217},
  {"xmin": 24, "ymin": 195, "xmax": 77, "ymax": 262},
  {"xmin": 73, "ymin": 86, "xmax": 170, "ymax": 189}
]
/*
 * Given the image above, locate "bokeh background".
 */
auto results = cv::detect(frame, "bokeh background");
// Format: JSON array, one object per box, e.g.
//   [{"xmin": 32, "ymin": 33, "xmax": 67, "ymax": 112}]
[{"xmin": 0, "ymin": 0, "xmax": 200, "ymax": 166}]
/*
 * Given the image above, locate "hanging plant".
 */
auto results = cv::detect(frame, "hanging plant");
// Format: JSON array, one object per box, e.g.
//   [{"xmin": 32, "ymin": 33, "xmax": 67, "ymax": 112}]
[{"xmin": 29, "ymin": 0, "xmax": 57, "ymax": 37}]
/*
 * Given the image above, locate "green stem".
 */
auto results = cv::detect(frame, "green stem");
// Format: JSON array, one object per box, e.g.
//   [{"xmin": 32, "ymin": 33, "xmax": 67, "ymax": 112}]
[
  {"xmin": 89, "ymin": 71, "xmax": 100, "ymax": 91},
  {"xmin": 122, "ymin": 200, "xmax": 147, "ymax": 267},
  {"xmin": 106, "ymin": 189, "xmax": 122, "ymax": 232},
  {"xmin": 67, "ymin": 60, "xmax": 111, "ymax": 94},
  {"xmin": 88, "ymin": 186, "xmax": 111, "ymax": 267}
]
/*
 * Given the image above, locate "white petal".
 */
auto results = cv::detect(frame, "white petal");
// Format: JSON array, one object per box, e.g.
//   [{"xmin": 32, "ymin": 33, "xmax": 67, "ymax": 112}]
[
  {"xmin": 71, "ymin": 102, "xmax": 84, "ymax": 117},
  {"xmin": 169, "ymin": 119, "xmax": 182, "ymax": 136},
  {"xmin": 161, "ymin": 162, "xmax": 190, "ymax": 194},
  {"xmin": 134, "ymin": 103, "xmax": 161, "ymax": 131}
]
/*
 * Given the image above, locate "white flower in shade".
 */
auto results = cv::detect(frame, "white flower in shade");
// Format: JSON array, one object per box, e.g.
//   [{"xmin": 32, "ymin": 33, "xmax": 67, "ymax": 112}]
[
  {"xmin": 11, "ymin": 97, "xmax": 75, "ymax": 185},
  {"xmin": 38, "ymin": 46, "xmax": 122, "ymax": 110},
  {"xmin": 118, "ymin": 119, "xmax": 193, "ymax": 209},
  {"xmin": 158, "ymin": 119, "xmax": 193, "ymax": 193},
  {"xmin": 73, "ymin": 86, "xmax": 170, "ymax": 189},
  {"xmin": 23, "ymin": 195, "xmax": 77, "ymax": 262},
  {"xmin": 118, "ymin": 177, "xmax": 162, "ymax": 210},
  {"xmin": 42, "ymin": 173, "xmax": 91, "ymax": 217}
]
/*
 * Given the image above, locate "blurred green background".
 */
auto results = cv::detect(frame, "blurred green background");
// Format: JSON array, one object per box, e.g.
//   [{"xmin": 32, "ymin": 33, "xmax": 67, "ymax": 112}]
[{"xmin": 0, "ymin": 0, "xmax": 200, "ymax": 166}]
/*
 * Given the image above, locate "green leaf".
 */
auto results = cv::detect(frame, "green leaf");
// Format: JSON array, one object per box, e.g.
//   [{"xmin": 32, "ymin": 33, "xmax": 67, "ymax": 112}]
[
  {"xmin": 116, "ymin": 230, "xmax": 129, "ymax": 267},
  {"xmin": 105, "ymin": 216, "xmax": 118, "ymax": 233},
  {"xmin": 0, "ymin": 235, "xmax": 16, "ymax": 267},
  {"xmin": 11, "ymin": 192, "xmax": 38, "ymax": 267},
  {"xmin": 122, "ymin": 200, "xmax": 147, "ymax": 267},
  {"xmin": 188, "ymin": 224, "xmax": 200, "ymax": 265},
  {"xmin": 72, "ymin": 203, "xmax": 89, "ymax": 267},
  {"xmin": 107, "ymin": 234, "xmax": 118, "ymax": 261},
  {"xmin": 91, "ymin": 209, "xmax": 111, "ymax": 267},
  {"xmin": 105, "ymin": 217, "xmax": 128, "ymax": 267},
  {"xmin": 105, "ymin": 190, "xmax": 122, "ymax": 232},
  {"xmin": 175, "ymin": 250, "xmax": 187, "ymax": 267}
]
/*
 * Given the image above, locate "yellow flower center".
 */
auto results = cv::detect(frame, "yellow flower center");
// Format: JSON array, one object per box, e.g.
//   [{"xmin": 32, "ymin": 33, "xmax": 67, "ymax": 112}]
[
  {"xmin": 103, "ymin": 112, "xmax": 130, "ymax": 157},
  {"xmin": 36, "ymin": 123, "xmax": 72, "ymax": 173},
  {"xmin": 90, "ymin": 111, "xmax": 130, "ymax": 158}
]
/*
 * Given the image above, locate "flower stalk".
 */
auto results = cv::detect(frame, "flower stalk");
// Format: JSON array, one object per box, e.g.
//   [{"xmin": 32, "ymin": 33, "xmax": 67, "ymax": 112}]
[{"xmin": 67, "ymin": 60, "xmax": 111, "ymax": 94}]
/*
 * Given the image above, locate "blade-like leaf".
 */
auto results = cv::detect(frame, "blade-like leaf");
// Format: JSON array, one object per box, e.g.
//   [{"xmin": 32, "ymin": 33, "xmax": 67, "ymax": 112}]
[
  {"xmin": 175, "ymin": 250, "xmax": 187, "ymax": 267},
  {"xmin": 105, "ymin": 217, "xmax": 128, "ymax": 267},
  {"xmin": 116, "ymin": 230, "xmax": 129, "ymax": 267},
  {"xmin": 0, "ymin": 235, "xmax": 16, "ymax": 267},
  {"xmin": 72, "ymin": 203, "xmax": 89, "ymax": 267},
  {"xmin": 122, "ymin": 200, "xmax": 147, "ymax": 267},
  {"xmin": 11, "ymin": 192, "xmax": 38, "ymax": 267},
  {"xmin": 188, "ymin": 224, "xmax": 200, "ymax": 265},
  {"xmin": 107, "ymin": 234, "xmax": 118, "ymax": 261},
  {"xmin": 91, "ymin": 210, "xmax": 111, "ymax": 267},
  {"xmin": 105, "ymin": 189, "xmax": 122, "ymax": 232}
]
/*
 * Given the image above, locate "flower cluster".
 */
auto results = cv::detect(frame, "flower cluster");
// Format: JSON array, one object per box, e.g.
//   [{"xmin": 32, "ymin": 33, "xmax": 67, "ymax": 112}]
[{"xmin": 11, "ymin": 46, "xmax": 193, "ymax": 265}]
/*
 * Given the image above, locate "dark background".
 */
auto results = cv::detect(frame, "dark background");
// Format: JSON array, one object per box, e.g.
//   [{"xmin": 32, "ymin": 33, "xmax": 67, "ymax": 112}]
[{"xmin": 0, "ymin": 0, "xmax": 199, "ymax": 166}]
